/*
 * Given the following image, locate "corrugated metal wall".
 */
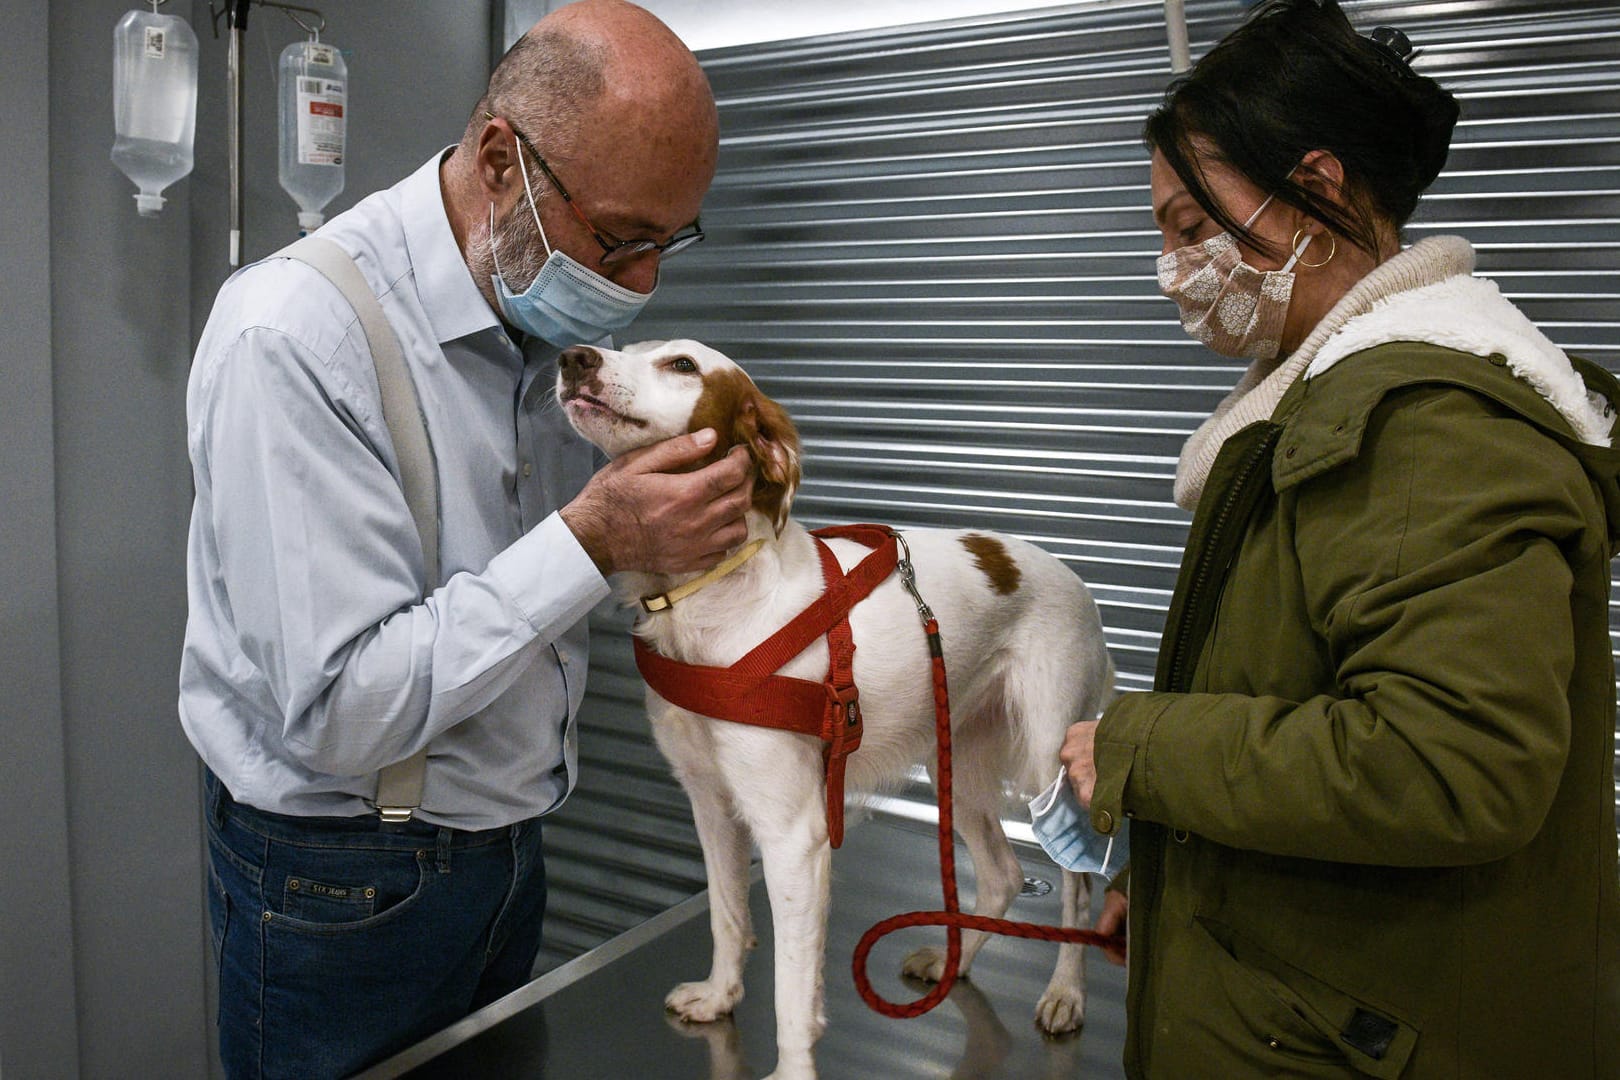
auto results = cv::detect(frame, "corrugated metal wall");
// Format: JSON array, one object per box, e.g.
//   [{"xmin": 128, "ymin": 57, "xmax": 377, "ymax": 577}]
[{"xmin": 537, "ymin": 0, "xmax": 1620, "ymax": 972}]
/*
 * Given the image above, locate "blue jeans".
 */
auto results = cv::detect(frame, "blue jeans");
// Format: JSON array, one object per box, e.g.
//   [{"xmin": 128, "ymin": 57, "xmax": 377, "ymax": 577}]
[{"xmin": 204, "ymin": 772, "xmax": 548, "ymax": 1079}]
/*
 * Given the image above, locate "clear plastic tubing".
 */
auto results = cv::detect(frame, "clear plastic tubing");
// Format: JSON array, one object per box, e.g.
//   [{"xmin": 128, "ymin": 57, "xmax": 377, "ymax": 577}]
[
  {"xmin": 278, "ymin": 39, "xmax": 348, "ymax": 234},
  {"xmin": 111, "ymin": 6, "xmax": 198, "ymax": 216}
]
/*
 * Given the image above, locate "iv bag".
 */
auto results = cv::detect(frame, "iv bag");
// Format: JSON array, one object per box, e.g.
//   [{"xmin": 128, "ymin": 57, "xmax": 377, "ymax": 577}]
[
  {"xmin": 278, "ymin": 39, "xmax": 348, "ymax": 234},
  {"xmin": 111, "ymin": 7, "xmax": 198, "ymax": 216}
]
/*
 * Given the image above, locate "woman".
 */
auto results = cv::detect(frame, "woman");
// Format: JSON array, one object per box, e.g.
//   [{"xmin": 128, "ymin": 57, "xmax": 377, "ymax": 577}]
[{"xmin": 1061, "ymin": 1, "xmax": 1620, "ymax": 1076}]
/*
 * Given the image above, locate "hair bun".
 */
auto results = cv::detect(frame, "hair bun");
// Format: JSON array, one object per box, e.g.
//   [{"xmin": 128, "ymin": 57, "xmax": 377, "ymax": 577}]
[
  {"xmin": 1409, "ymin": 83, "xmax": 1461, "ymax": 188},
  {"xmin": 1363, "ymin": 22, "xmax": 1457, "ymax": 189}
]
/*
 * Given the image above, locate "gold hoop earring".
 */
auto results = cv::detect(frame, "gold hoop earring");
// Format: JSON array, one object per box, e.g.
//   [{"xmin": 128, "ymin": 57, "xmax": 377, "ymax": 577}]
[{"xmin": 1292, "ymin": 229, "xmax": 1336, "ymax": 269}]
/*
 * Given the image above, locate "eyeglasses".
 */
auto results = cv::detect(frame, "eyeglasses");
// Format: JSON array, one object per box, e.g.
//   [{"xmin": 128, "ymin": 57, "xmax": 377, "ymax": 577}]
[{"xmin": 489, "ymin": 113, "xmax": 705, "ymax": 266}]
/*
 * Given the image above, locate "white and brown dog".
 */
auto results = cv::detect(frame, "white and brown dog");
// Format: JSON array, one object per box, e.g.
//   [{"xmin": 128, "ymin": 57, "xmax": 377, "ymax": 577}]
[{"xmin": 557, "ymin": 340, "xmax": 1115, "ymax": 1080}]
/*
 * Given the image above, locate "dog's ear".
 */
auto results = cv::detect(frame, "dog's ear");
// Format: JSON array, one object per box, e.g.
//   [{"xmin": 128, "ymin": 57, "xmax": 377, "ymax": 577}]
[{"xmin": 733, "ymin": 388, "xmax": 801, "ymax": 537}]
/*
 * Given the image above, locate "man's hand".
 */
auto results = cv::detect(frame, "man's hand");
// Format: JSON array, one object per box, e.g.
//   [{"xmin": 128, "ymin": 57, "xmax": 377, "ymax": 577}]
[
  {"xmin": 1059, "ymin": 719, "xmax": 1100, "ymax": 808},
  {"xmin": 560, "ymin": 429, "xmax": 755, "ymax": 576}
]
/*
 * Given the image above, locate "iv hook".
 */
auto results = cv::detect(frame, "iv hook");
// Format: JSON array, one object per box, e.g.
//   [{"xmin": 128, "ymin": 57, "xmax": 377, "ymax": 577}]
[
  {"xmin": 207, "ymin": 0, "xmax": 326, "ymax": 40},
  {"xmin": 279, "ymin": 5, "xmax": 326, "ymax": 41}
]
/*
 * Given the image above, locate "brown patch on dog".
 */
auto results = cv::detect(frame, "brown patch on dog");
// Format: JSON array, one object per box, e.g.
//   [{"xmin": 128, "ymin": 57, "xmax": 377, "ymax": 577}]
[
  {"xmin": 688, "ymin": 367, "xmax": 802, "ymax": 535},
  {"xmin": 960, "ymin": 533, "xmax": 1021, "ymax": 595},
  {"xmin": 687, "ymin": 367, "xmax": 750, "ymax": 457}
]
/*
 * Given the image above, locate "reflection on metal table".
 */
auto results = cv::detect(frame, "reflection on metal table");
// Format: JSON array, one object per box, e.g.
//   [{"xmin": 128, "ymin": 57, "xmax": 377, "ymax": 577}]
[{"xmin": 358, "ymin": 811, "xmax": 1128, "ymax": 1079}]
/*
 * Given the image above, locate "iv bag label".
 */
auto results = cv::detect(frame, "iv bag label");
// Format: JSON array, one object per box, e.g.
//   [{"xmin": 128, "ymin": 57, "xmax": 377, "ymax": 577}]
[
  {"xmin": 296, "ymin": 78, "xmax": 346, "ymax": 166},
  {"xmin": 309, "ymin": 44, "xmax": 337, "ymax": 66},
  {"xmin": 143, "ymin": 27, "xmax": 166, "ymax": 59}
]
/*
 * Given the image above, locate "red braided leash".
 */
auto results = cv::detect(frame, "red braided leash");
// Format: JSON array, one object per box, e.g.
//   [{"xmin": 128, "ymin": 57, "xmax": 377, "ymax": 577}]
[{"xmin": 851, "ymin": 540, "xmax": 1125, "ymax": 1020}]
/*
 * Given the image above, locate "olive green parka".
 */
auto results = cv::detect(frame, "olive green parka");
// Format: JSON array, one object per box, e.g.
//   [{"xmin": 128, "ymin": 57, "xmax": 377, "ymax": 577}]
[{"xmin": 1093, "ymin": 340, "xmax": 1620, "ymax": 1078}]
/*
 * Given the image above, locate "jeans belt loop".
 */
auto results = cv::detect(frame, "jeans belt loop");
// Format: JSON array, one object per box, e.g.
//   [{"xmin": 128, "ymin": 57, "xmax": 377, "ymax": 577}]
[{"xmin": 436, "ymin": 827, "xmax": 453, "ymax": 874}]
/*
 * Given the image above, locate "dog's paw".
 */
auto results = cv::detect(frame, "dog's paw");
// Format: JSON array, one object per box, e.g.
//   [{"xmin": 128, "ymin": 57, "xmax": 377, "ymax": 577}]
[
  {"xmin": 900, "ymin": 945, "xmax": 949, "ymax": 984},
  {"xmin": 1034, "ymin": 986, "xmax": 1086, "ymax": 1035},
  {"xmin": 665, "ymin": 979, "xmax": 744, "ymax": 1023}
]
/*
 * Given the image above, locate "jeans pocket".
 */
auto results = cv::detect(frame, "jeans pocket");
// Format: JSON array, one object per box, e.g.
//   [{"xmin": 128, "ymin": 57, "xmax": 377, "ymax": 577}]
[
  {"xmin": 265, "ymin": 846, "xmax": 430, "ymax": 935},
  {"xmin": 283, "ymin": 874, "xmax": 378, "ymax": 922},
  {"xmin": 258, "ymin": 846, "xmax": 448, "ymax": 1079}
]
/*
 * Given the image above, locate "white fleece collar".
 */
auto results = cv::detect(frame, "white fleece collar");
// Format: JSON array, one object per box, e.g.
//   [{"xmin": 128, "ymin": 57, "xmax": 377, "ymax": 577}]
[
  {"xmin": 1306, "ymin": 273, "xmax": 1614, "ymax": 447},
  {"xmin": 1174, "ymin": 236, "xmax": 1474, "ymax": 510}
]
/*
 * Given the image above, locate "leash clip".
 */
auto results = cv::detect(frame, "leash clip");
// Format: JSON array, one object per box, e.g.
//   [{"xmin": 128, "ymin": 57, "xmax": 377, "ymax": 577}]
[{"xmin": 892, "ymin": 531, "xmax": 935, "ymax": 624}]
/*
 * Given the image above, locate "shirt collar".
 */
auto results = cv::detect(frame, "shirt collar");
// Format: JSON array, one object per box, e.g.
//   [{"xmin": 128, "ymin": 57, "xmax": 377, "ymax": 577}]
[{"xmin": 400, "ymin": 148, "xmax": 502, "ymax": 344}]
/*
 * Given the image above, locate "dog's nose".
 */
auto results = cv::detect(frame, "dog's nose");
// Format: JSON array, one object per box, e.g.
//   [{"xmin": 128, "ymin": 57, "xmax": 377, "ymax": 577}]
[{"xmin": 558, "ymin": 346, "xmax": 601, "ymax": 382}]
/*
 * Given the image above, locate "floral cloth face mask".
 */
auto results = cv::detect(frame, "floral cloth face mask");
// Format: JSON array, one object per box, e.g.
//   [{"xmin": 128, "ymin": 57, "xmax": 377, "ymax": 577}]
[{"xmin": 1156, "ymin": 194, "xmax": 1316, "ymax": 361}]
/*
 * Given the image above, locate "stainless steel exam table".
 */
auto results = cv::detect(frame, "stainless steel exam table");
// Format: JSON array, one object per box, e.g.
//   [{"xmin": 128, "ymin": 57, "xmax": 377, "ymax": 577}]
[{"xmin": 358, "ymin": 812, "xmax": 1128, "ymax": 1079}]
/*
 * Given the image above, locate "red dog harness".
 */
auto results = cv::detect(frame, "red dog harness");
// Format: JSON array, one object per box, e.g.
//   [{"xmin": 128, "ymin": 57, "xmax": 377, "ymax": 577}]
[
  {"xmin": 633, "ymin": 524, "xmax": 898, "ymax": 849},
  {"xmin": 633, "ymin": 521, "xmax": 1127, "ymax": 1023}
]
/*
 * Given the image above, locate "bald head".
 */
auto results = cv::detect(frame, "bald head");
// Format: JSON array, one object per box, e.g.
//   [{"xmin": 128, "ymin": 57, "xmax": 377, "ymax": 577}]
[
  {"xmin": 444, "ymin": 0, "xmax": 718, "ymax": 301},
  {"xmin": 462, "ymin": 0, "xmax": 717, "ymax": 167}
]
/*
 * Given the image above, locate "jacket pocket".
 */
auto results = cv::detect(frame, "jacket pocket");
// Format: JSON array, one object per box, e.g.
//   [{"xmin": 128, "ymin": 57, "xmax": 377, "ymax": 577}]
[{"xmin": 1193, "ymin": 915, "xmax": 1419, "ymax": 1079}]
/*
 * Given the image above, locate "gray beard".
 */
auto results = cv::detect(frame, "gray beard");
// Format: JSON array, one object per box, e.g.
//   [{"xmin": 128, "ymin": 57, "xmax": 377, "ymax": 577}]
[{"xmin": 473, "ymin": 199, "xmax": 550, "ymax": 295}]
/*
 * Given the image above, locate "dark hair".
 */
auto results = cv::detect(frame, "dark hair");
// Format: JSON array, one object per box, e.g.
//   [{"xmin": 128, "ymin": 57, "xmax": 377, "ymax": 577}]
[{"xmin": 1144, "ymin": 0, "xmax": 1460, "ymax": 259}]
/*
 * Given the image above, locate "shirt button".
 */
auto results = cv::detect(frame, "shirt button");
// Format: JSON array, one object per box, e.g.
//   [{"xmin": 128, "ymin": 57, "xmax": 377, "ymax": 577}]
[
  {"xmin": 1095, "ymin": 809, "xmax": 1115, "ymax": 834},
  {"xmin": 522, "ymin": 462, "xmax": 533, "ymax": 478}
]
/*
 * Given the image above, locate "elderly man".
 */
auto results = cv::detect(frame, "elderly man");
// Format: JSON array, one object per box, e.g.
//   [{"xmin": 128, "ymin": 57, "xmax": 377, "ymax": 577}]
[{"xmin": 180, "ymin": 3, "xmax": 743, "ymax": 1076}]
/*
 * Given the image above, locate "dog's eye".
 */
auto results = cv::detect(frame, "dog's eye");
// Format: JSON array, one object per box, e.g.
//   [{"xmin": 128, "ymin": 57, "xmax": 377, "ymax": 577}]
[{"xmin": 671, "ymin": 356, "xmax": 699, "ymax": 374}]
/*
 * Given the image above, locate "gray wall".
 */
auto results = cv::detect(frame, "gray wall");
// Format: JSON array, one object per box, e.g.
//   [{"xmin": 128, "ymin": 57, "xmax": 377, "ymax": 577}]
[
  {"xmin": 1, "ymin": 3, "xmax": 493, "ymax": 1076},
  {"xmin": 1, "ymin": 6, "xmax": 79, "ymax": 1080},
  {"xmin": 49, "ymin": 3, "xmax": 201, "ymax": 1074}
]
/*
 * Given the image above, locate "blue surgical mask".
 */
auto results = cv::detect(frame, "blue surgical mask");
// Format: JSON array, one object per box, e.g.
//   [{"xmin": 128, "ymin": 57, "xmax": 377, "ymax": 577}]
[
  {"xmin": 1028, "ymin": 770, "xmax": 1129, "ymax": 878},
  {"xmin": 489, "ymin": 146, "xmax": 655, "ymax": 347}
]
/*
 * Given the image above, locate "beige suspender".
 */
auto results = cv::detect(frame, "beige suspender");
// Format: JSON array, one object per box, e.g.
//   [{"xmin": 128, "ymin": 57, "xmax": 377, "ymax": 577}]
[{"xmin": 277, "ymin": 236, "xmax": 436, "ymax": 823}]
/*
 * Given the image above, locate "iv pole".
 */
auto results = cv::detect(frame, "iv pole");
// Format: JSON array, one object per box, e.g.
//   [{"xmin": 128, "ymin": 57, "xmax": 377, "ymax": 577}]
[
  {"xmin": 1165, "ymin": 0, "xmax": 1191, "ymax": 73},
  {"xmin": 226, "ymin": 0, "xmax": 248, "ymax": 267},
  {"xmin": 209, "ymin": 0, "xmax": 328, "ymax": 267}
]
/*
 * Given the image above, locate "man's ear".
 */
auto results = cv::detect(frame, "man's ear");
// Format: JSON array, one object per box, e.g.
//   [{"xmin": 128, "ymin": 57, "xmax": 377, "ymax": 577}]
[
  {"xmin": 474, "ymin": 116, "xmax": 522, "ymax": 201},
  {"xmin": 732, "ymin": 389, "xmax": 802, "ymax": 536}
]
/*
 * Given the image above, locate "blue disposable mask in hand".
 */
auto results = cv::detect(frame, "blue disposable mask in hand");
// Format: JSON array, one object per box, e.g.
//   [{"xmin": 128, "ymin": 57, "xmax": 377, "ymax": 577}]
[
  {"xmin": 489, "ymin": 146, "xmax": 654, "ymax": 347},
  {"xmin": 1028, "ymin": 770, "xmax": 1129, "ymax": 878}
]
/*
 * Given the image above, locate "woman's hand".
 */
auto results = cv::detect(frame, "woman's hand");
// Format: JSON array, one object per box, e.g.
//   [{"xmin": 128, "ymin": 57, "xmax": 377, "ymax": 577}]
[
  {"xmin": 1096, "ymin": 887, "xmax": 1128, "ymax": 966},
  {"xmin": 1061, "ymin": 718, "xmax": 1127, "ymax": 964},
  {"xmin": 1059, "ymin": 719, "xmax": 1100, "ymax": 807}
]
